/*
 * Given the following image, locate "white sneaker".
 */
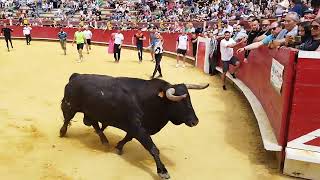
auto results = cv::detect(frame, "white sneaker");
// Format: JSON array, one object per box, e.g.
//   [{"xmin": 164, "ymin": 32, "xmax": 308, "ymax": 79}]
[
  {"xmin": 176, "ymin": 64, "xmax": 180, "ymax": 68},
  {"xmin": 182, "ymin": 64, "xmax": 186, "ymax": 68}
]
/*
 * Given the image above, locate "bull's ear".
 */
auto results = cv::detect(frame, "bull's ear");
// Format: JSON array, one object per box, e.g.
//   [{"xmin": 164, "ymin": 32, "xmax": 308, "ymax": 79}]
[{"xmin": 158, "ymin": 91, "xmax": 165, "ymax": 98}]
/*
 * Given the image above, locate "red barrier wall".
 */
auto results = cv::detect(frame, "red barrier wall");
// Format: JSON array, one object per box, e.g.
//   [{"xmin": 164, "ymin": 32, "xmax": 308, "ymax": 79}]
[
  {"xmin": 232, "ymin": 46, "xmax": 296, "ymax": 146},
  {"xmin": 1, "ymin": 26, "xmax": 298, "ymax": 147},
  {"xmin": 287, "ymin": 52, "xmax": 320, "ymax": 143}
]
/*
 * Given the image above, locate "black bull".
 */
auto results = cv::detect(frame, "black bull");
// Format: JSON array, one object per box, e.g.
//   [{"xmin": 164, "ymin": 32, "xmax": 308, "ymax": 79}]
[{"xmin": 59, "ymin": 73, "xmax": 209, "ymax": 179}]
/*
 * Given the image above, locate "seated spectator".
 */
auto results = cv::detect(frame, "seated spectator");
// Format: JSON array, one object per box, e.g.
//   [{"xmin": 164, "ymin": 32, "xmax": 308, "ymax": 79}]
[
  {"xmin": 295, "ymin": 17, "xmax": 320, "ymax": 51},
  {"xmin": 286, "ymin": 21, "xmax": 312, "ymax": 47},
  {"xmin": 233, "ymin": 24, "xmax": 248, "ymax": 42},
  {"xmin": 270, "ymin": 12, "xmax": 300, "ymax": 47},
  {"xmin": 218, "ymin": 19, "xmax": 233, "ymax": 36}
]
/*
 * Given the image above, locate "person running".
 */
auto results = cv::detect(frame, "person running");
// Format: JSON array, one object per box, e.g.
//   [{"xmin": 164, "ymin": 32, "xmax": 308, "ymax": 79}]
[
  {"xmin": 57, "ymin": 27, "xmax": 67, "ymax": 55},
  {"xmin": 113, "ymin": 28, "xmax": 124, "ymax": 63},
  {"xmin": 149, "ymin": 27, "xmax": 158, "ymax": 62},
  {"xmin": 23, "ymin": 24, "xmax": 32, "ymax": 45},
  {"xmin": 151, "ymin": 32, "xmax": 164, "ymax": 79},
  {"xmin": 176, "ymin": 30, "xmax": 189, "ymax": 68},
  {"xmin": 83, "ymin": 26, "xmax": 93, "ymax": 54},
  {"xmin": 1, "ymin": 23, "xmax": 13, "ymax": 52},
  {"xmin": 72, "ymin": 26, "xmax": 86, "ymax": 63},
  {"xmin": 132, "ymin": 28, "xmax": 146, "ymax": 63}
]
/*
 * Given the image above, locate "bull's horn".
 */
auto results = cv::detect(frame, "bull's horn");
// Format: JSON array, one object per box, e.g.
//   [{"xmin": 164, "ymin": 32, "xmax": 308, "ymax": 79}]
[
  {"xmin": 166, "ymin": 88, "xmax": 187, "ymax": 102},
  {"xmin": 185, "ymin": 83, "xmax": 209, "ymax": 89}
]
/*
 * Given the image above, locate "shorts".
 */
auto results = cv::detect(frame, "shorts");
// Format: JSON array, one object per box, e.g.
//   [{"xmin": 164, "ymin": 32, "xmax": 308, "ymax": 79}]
[
  {"xmin": 222, "ymin": 56, "xmax": 239, "ymax": 73},
  {"xmin": 86, "ymin": 39, "xmax": 91, "ymax": 45},
  {"xmin": 177, "ymin": 49, "xmax": 187, "ymax": 56},
  {"xmin": 77, "ymin": 43, "xmax": 84, "ymax": 50}
]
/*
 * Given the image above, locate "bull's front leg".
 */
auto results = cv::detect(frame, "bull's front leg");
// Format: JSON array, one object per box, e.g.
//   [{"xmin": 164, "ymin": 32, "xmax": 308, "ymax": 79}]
[
  {"xmin": 130, "ymin": 126, "xmax": 170, "ymax": 179},
  {"xmin": 88, "ymin": 118, "xmax": 109, "ymax": 144}
]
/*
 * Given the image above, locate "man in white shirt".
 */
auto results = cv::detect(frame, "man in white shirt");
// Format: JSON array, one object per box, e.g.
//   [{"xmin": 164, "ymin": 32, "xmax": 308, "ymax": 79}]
[
  {"xmin": 114, "ymin": 28, "xmax": 124, "ymax": 63},
  {"xmin": 220, "ymin": 31, "xmax": 243, "ymax": 90},
  {"xmin": 176, "ymin": 30, "xmax": 189, "ymax": 68},
  {"xmin": 23, "ymin": 24, "xmax": 32, "ymax": 45},
  {"xmin": 83, "ymin": 26, "xmax": 93, "ymax": 54}
]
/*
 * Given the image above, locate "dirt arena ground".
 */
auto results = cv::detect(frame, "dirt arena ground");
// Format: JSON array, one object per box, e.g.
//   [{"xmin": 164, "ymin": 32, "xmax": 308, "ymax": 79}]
[{"xmin": 0, "ymin": 40, "xmax": 295, "ymax": 180}]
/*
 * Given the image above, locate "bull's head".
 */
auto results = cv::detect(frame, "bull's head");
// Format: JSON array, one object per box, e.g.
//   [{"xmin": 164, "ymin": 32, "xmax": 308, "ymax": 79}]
[{"xmin": 160, "ymin": 83, "xmax": 209, "ymax": 127}]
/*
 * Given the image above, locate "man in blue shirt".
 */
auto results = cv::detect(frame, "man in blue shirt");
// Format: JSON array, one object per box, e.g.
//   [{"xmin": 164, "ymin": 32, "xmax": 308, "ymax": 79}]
[
  {"xmin": 58, "ymin": 27, "xmax": 67, "ymax": 55},
  {"xmin": 237, "ymin": 22, "xmax": 283, "ymax": 57}
]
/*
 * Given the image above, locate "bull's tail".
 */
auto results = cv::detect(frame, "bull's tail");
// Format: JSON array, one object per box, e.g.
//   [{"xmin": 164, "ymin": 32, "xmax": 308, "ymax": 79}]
[{"xmin": 69, "ymin": 73, "xmax": 80, "ymax": 82}]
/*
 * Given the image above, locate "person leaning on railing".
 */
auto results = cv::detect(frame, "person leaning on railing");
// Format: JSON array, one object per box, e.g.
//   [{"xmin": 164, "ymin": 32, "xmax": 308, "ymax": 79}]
[{"xmin": 289, "ymin": 17, "xmax": 320, "ymax": 51}]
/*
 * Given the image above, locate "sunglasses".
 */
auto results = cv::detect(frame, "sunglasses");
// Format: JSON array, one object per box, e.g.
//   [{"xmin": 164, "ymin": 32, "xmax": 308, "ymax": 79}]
[{"xmin": 311, "ymin": 25, "xmax": 320, "ymax": 30}]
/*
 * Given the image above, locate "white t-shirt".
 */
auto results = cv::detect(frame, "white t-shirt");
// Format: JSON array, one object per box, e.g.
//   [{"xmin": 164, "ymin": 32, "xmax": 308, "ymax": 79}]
[
  {"xmin": 23, "ymin": 27, "xmax": 32, "ymax": 35},
  {"xmin": 114, "ymin": 33, "xmax": 124, "ymax": 45},
  {"xmin": 83, "ymin": 30, "xmax": 92, "ymax": 39},
  {"xmin": 177, "ymin": 34, "xmax": 188, "ymax": 50},
  {"xmin": 220, "ymin": 38, "xmax": 236, "ymax": 61}
]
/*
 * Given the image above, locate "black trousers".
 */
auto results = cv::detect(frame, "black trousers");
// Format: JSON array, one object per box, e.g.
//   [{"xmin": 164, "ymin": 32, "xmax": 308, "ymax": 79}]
[
  {"xmin": 152, "ymin": 53, "xmax": 162, "ymax": 77},
  {"xmin": 25, "ymin": 34, "xmax": 31, "ymax": 45},
  {"xmin": 5, "ymin": 36, "xmax": 13, "ymax": 49},
  {"xmin": 209, "ymin": 51, "xmax": 218, "ymax": 75},
  {"xmin": 137, "ymin": 45, "xmax": 143, "ymax": 61},
  {"xmin": 114, "ymin": 43, "xmax": 121, "ymax": 61}
]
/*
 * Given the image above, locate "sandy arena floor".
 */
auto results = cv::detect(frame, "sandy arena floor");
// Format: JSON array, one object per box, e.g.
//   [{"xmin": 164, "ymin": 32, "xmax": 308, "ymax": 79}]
[{"xmin": 0, "ymin": 40, "xmax": 294, "ymax": 180}]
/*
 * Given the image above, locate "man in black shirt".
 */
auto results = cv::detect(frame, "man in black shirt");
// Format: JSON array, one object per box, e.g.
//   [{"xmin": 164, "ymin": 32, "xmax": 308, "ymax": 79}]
[
  {"xmin": 132, "ymin": 28, "xmax": 145, "ymax": 63},
  {"xmin": 1, "ymin": 23, "xmax": 14, "ymax": 52},
  {"xmin": 244, "ymin": 19, "xmax": 264, "ymax": 62}
]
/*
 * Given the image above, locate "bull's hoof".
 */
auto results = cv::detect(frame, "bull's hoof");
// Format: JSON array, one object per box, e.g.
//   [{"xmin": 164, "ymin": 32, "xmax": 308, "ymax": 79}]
[
  {"xmin": 59, "ymin": 127, "xmax": 67, "ymax": 137},
  {"xmin": 100, "ymin": 138, "xmax": 109, "ymax": 145},
  {"xmin": 115, "ymin": 148, "xmax": 123, "ymax": 155},
  {"xmin": 158, "ymin": 172, "xmax": 170, "ymax": 179}
]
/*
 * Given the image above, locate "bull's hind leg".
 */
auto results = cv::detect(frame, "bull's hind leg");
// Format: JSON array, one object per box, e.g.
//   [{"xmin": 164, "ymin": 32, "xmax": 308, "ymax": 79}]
[
  {"xmin": 60, "ymin": 101, "xmax": 76, "ymax": 137},
  {"xmin": 89, "ymin": 118, "xmax": 109, "ymax": 144},
  {"xmin": 115, "ymin": 133, "xmax": 133, "ymax": 155}
]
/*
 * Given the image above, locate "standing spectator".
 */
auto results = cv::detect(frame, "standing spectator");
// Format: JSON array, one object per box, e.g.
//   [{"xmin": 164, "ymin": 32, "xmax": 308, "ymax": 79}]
[
  {"xmin": 191, "ymin": 32, "xmax": 198, "ymax": 61},
  {"xmin": 208, "ymin": 32, "xmax": 218, "ymax": 76},
  {"xmin": 290, "ymin": 0, "xmax": 304, "ymax": 16},
  {"xmin": 151, "ymin": 32, "xmax": 164, "ymax": 79},
  {"xmin": 72, "ymin": 26, "xmax": 86, "ymax": 63},
  {"xmin": 176, "ymin": 30, "xmax": 189, "ymax": 68},
  {"xmin": 237, "ymin": 22, "xmax": 284, "ymax": 54},
  {"xmin": 132, "ymin": 28, "xmax": 146, "ymax": 63},
  {"xmin": 23, "ymin": 24, "xmax": 32, "ymax": 45},
  {"xmin": 58, "ymin": 27, "xmax": 67, "ymax": 55},
  {"xmin": 83, "ymin": 26, "xmax": 93, "ymax": 54},
  {"xmin": 220, "ymin": 31, "xmax": 242, "ymax": 91},
  {"xmin": 243, "ymin": 19, "xmax": 263, "ymax": 63},
  {"xmin": 1, "ymin": 23, "xmax": 13, "ymax": 52},
  {"xmin": 113, "ymin": 28, "xmax": 124, "ymax": 63}
]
